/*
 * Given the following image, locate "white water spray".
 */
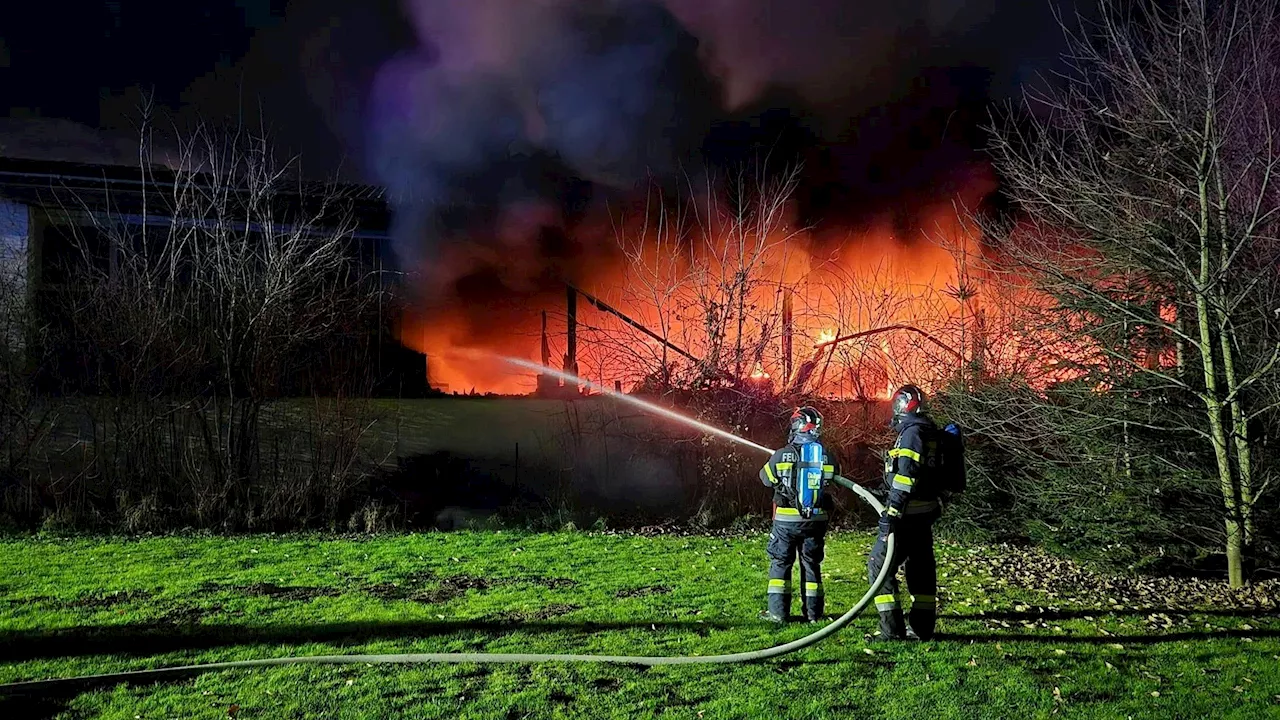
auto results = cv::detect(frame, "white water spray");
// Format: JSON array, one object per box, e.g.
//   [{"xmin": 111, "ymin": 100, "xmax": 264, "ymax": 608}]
[{"xmin": 498, "ymin": 356, "xmax": 775, "ymax": 456}]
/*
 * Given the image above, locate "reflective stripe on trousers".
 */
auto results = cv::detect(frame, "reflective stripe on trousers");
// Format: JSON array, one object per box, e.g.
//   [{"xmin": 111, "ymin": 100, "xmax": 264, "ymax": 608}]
[{"xmin": 876, "ymin": 593, "xmax": 936, "ymax": 611}]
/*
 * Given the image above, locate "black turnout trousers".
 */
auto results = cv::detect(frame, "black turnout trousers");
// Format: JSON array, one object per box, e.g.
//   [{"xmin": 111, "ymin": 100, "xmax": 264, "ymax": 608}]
[
  {"xmin": 766, "ymin": 519, "xmax": 826, "ymax": 621},
  {"xmin": 867, "ymin": 512, "xmax": 938, "ymax": 639}
]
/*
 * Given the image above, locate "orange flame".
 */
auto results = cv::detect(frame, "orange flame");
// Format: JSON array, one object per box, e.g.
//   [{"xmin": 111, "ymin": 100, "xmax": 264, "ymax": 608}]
[
  {"xmin": 398, "ymin": 166, "xmax": 1174, "ymax": 398},
  {"xmin": 403, "ymin": 209, "xmax": 981, "ymax": 396}
]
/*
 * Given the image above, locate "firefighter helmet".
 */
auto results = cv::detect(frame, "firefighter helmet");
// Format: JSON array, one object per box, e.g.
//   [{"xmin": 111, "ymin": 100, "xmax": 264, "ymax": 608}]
[
  {"xmin": 789, "ymin": 406, "xmax": 823, "ymax": 439},
  {"xmin": 891, "ymin": 384, "xmax": 927, "ymax": 421}
]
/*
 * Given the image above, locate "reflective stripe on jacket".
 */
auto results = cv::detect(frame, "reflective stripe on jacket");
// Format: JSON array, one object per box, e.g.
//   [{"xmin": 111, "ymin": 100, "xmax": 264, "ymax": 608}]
[{"xmin": 885, "ymin": 416, "xmax": 941, "ymax": 517}]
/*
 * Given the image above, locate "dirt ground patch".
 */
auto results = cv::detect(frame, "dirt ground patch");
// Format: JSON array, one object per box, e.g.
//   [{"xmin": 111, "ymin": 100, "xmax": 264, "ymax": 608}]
[
  {"xmin": 614, "ymin": 585, "xmax": 672, "ymax": 599},
  {"xmin": 510, "ymin": 576, "xmax": 578, "ymax": 591},
  {"xmin": 494, "ymin": 603, "xmax": 582, "ymax": 622},
  {"xmin": 199, "ymin": 582, "xmax": 340, "ymax": 602},
  {"xmin": 362, "ymin": 573, "xmax": 577, "ymax": 604},
  {"xmin": 62, "ymin": 589, "xmax": 154, "ymax": 610},
  {"xmin": 155, "ymin": 603, "xmax": 225, "ymax": 625}
]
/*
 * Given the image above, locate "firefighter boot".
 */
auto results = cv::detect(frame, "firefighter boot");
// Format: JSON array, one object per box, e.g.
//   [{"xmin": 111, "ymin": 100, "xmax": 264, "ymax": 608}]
[
  {"xmin": 876, "ymin": 608, "xmax": 906, "ymax": 640},
  {"xmin": 908, "ymin": 597, "xmax": 936, "ymax": 640},
  {"xmin": 766, "ymin": 577, "xmax": 791, "ymax": 622}
]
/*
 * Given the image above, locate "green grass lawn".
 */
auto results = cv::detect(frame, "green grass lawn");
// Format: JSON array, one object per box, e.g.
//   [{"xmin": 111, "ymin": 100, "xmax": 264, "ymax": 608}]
[{"xmin": 1, "ymin": 532, "xmax": 1277, "ymax": 719}]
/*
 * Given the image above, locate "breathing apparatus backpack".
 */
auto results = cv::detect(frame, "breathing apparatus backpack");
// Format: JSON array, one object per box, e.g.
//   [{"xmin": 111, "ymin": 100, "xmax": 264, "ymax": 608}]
[
  {"xmin": 789, "ymin": 441, "xmax": 827, "ymax": 518},
  {"xmin": 934, "ymin": 423, "xmax": 967, "ymax": 496}
]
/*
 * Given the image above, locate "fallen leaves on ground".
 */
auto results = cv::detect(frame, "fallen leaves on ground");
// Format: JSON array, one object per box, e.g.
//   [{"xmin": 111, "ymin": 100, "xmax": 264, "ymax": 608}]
[{"xmin": 941, "ymin": 542, "xmax": 1279, "ymax": 612}]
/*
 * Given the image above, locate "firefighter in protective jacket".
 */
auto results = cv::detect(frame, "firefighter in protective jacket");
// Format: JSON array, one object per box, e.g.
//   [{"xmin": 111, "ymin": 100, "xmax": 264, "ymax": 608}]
[
  {"xmin": 868, "ymin": 384, "xmax": 942, "ymax": 640},
  {"xmin": 759, "ymin": 406, "xmax": 839, "ymax": 623}
]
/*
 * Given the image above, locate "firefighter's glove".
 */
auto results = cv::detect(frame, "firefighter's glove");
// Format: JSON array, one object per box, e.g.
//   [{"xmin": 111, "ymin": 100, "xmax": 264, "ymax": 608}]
[{"xmin": 878, "ymin": 507, "xmax": 901, "ymax": 536}]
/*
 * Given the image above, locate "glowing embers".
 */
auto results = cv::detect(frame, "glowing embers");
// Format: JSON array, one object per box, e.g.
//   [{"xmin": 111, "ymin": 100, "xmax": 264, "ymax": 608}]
[{"xmin": 749, "ymin": 364, "xmax": 771, "ymax": 383}]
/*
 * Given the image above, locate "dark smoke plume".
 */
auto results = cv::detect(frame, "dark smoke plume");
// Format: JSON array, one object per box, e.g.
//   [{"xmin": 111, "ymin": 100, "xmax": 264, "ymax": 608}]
[
  {"xmin": 663, "ymin": 0, "xmax": 1066, "ymax": 112},
  {"xmin": 363, "ymin": 0, "xmax": 1081, "ymax": 286},
  {"xmin": 368, "ymin": 0, "xmax": 718, "ymax": 282}
]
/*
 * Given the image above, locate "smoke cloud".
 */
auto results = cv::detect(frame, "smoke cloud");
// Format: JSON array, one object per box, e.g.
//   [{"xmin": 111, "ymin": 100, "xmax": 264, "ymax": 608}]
[
  {"xmin": 664, "ymin": 0, "xmax": 993, "ymax": 108},
  {"xmin": 663, "ymin": 0, "xmax": 1079, "ymax": 111},
  {"xmin": 368, "ymin": 0, "xmax": 718, "ymax": 280},
  {"xmin": 366, "ymin": 0, "xmax": 1076, "ymax": 275}
]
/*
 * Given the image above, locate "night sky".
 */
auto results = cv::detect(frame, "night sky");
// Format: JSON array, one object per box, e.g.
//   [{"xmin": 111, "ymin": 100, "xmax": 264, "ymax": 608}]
[
  {"xmin": 0, "ymin": 0, "xmax": 414, "ymax": 175},
  {"xmin": 1, "ymin": 1, "xmax": 1081, "ymax": 169},
  {"xmin": 4, "ymin": 1, "xmax": 287, "ymax": 123}
]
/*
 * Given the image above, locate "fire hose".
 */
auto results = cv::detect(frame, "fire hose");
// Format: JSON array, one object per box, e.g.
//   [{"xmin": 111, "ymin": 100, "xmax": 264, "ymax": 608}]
[{"xmin": 0, "ymin": 476, "xmax": 894, "ymax": 693}]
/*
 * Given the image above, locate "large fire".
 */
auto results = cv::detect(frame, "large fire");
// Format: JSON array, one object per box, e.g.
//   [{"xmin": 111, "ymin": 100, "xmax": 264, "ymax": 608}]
[
  {"xmin": 396, "ymin": 167, "xmax": 1171, "ymax": 399},
  {"xmin": 402, "ymin": 215, "xmax": 980, "ymax": 397}
]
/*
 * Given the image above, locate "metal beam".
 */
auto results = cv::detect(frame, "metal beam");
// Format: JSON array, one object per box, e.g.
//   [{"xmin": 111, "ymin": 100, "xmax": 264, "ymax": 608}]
[
  {"xmin": 567, "ymin": 283, "xmax": 700, "ymax": 364},
  {"xmin": 786, "ymin": 324, "xmax": 960, "ymax": 395},
  {"xmin": 84, "ymin": 211, "xmax": 388, "ymax": 241},
  {"xmin": 814, "ymin": 324, "xmax": 960, "ymax": 357}
]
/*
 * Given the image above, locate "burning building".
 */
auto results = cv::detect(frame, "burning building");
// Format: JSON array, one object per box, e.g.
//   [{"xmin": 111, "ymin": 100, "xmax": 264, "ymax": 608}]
[
  {"xmin": 396, "ymin": 175, "xmax": 999, "ymax": 399},
  {"xmin": 350, "ymin": 0, "xmax": 1087, "ymax": 398}
]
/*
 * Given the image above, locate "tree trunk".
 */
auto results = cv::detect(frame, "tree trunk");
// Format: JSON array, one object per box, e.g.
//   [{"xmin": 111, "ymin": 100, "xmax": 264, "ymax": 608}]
[
  {"xmin": 1121, "ymin": 309, "xmax": 1132, "ymax": 481},
  {"xmin": 735, "ymin": 273, "xmax": 746, "ymax": 379},
  {"xmin": 1203, "ymin": 389, "xmax": 1244, "ymax": 587},
  {"xmin": 1221, "ymin": 335, "xmax": 1255, "ymax": 546},
  {"xmin": 1213, "ymin": 169, "xmax": 1256, "ymax": 549},
  {"xmin": 1198, "ymin": 165, "xmax": 1245, "ymax": 587}
]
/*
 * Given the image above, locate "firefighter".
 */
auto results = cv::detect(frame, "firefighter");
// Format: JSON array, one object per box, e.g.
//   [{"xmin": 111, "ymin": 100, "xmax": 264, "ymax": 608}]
[
  {"xmin": 759, "ymin": 406, "xmax": 839, "ymax": 623},
  {"xmin": 868, "ymin": 384, "xmax": 941, "ymax": 641}
]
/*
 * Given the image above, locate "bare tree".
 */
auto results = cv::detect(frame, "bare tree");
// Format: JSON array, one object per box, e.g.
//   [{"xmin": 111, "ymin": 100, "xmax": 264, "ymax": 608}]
[
  {"xmin": 591, "ymin": 180, "xmax": 702, "ymax": 391},
  {"xmin": 983, "ymin": 0, "xmax": 1280, "ymax": 585},
  {"xmin": 804, "ymin": 253, "xmax": 961, "ymax": 399},
  {"xmin": 693, "ymin": 165, "xmax": 807, "ymax": 384},
  {"xmin": 55, "ymin": 106, "xmax": 383, "ymax": 529},
  {"xmin": 579, "ymin": 165, "xmax": 807, "ymax": 393}
]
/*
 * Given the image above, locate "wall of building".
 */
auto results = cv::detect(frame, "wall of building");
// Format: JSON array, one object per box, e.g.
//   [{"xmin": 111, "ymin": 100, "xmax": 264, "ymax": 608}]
[{"xmin": 0, "ymin": 198, "xmax": 30, "ymax": 354}]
